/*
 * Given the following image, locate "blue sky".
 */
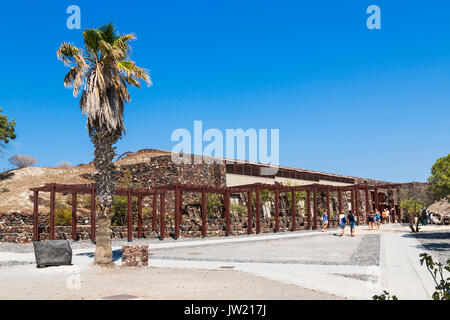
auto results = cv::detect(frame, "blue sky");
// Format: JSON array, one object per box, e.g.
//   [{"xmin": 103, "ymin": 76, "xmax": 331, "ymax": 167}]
[{"xmin": 0, "ymin": 0, "xmax": 449, "ymax": 182}]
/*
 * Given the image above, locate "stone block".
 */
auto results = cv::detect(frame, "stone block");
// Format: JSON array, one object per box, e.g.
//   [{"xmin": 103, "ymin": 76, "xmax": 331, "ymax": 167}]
[
  {"xmin": 122, "ymin": 245, "xmax": 149, "ymax": 267},
  {"xmin": 33, "ymin": 240, "xmax": 72, "ymax": 268}
]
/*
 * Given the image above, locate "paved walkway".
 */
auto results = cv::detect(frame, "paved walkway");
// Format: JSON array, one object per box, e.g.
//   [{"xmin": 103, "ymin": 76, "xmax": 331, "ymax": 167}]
[
  {"xmin": 144, "ymin": 224, "xmax": 449, "ymax": 299},
  {"xmin": 380, "ymin": 225, "xmax": 448, "ymax": 299},
  {"xmin": 0, "ymin": 224, "xmax": 448, "ymax": 299}
]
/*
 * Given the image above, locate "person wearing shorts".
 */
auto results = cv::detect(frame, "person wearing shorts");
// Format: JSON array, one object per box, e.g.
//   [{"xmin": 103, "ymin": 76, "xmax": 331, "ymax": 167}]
[
  {"xmin": 338, "ymin": 211, "xmax": 346, "ymax": 236},
  {"xmin": 322, "ymin": 211, "xmax": 329, "ymax": 232},
  {"xmin": 375, "ymin": 210, "xmax": 381, "ymax": 230},
  {"xmin": 348, "ymin": 210, "xmax": 356, "ymax": 237},
  {"xmin": 368, "ymin": 211, "xmax": 375, "ymax": 230}
]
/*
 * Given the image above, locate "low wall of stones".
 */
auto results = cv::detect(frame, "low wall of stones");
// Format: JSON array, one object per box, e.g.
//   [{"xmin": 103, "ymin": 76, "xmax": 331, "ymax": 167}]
[{"xmin": 0, "ymin": 211, "xmax": 345, "ymax": 243}]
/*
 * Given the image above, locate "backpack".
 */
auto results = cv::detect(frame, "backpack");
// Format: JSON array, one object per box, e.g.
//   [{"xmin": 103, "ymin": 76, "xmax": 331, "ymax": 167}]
[
  {"xmin": 348, "ymin": 214, "xmax": 355, "ymax": 223},
  {"xmin": 341, "ymin": 216, "xmax": 347, "ymax": 224}
]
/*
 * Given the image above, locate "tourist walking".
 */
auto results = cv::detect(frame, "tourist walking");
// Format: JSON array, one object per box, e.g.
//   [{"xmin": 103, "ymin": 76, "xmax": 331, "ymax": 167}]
[
  {"xmin": 368, "ymin": 211, "xmax": 375, "ymax": 230},
  {"xmin": 338, "ymin": 211, "xmax": 346, "ymax": 236},
  {"xmin": 381, "ymin": 209, "xmax": 387, "ymax": 224},
  {"xmin": 322, "ymin": 211, "xmax": 329, "ymax": 232},
  {"xmin": 421, "ymin": 208, "xmax": 427, "ymax": 225},
  {"xmin": 375, "ymin": 210, "xmax": 381, "ymax": 230},
  {"xmin": 348, "ymin": 210, "xmax": 357, "ymax": 237}
]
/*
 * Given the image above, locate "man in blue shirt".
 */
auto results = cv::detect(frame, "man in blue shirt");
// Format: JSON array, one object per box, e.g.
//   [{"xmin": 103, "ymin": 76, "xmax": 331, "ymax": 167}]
[{"xmin": 322, "ymin": 211, "xmax": 329, "ymax": 231}]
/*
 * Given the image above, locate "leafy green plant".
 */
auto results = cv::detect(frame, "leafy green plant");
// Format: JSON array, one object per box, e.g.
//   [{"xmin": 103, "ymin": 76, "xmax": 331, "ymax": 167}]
[
  {"xmin": 419, "ymin": 253, "xmax": 450, "ymax": 300},
  {"xmin": 142, "ymin": 206, "xmax": 153, "ymax": 220},
  {"xmin": 55, "ymin": 207, "xmax": 72, "ymax": 226},
  {"xmin": 206, "ymin": 193, "xmax": 223, "ymax": 218},
  {"xmin": 284, "ymin": 181, "xmax": 306, "ymax": 216},
  {"xmin": 110, "ymin": 169, "xmax": 144, "ymax": 226},
  {"xmin": 111, "ymin": 195, "xmax": 129, "ymax": 226},
  {"xmin": 230, "ymin": 203, "xmax": 247, "ymax": 217},
  {"xmin": 428, "ymin": 153, "xmax": 450, "ymax": 201},
  {"xmin": 372, "ymin": 291, "xmax": 398, "ymax": 300},
  {"xmin": 400, "ymin": 185, "xmax": 432, "ymax": 232},
  {"xmin": 0, "ymin": 107, "xmax": 16, "ymax": 149}
]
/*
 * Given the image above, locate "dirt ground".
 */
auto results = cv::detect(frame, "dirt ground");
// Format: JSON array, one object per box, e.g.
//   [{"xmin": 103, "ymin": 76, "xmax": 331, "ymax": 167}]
[{"xmin": 0, "ymin": 263, "xmax": 343, "ymax": 300}]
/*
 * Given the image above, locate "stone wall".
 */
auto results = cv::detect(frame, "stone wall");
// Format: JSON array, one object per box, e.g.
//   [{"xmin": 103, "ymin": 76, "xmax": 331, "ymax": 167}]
[
  {"xmin": 0, "ymin": 154, "xmax": 396, "ymax": 243},
  {"xmin": 0, "ymin": 209, "xmax": 339, "ymax": 243}
]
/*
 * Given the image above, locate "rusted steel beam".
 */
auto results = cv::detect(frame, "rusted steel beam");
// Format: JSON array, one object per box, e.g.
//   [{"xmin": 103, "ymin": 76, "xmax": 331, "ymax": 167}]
[
  {"xmin": 247, "ymin": 190, "xmax": 253, "ymax": 234},
  {"xmin": 350, "ymin": 189, "xmax": 355, "ymax": 214},
  {"xmin": 291, "ymin": 189, "xmax": 296, "ymax": 231},
  {"xmin": 274, "ymin": 187, "xmax": 279, "ymax": 232},
  {"xmin": 202, "ymin": 188, "xmax": 207, "ymax": 237},
  {"xmin": 326, "ymin": 188, "xmax": 330, "ymax": 220},
  {"xmin": 137, "ymin": 195, "xmax": 143, "ymax": 238},
  {"xmin": 71, "ymin": 193, "xmax": 77, "ymax": 241},
  {"xmin": 179, "ymin": 189, "xmax": 183, "ymax": 236},
  {"xmin": 33, "ymin": 190, "xmax": 39, "ymax": 241},
  {"xmin": 31, "ymin": 182, "xmax": 404, "ymax": 197},
  {"xmin": 374, "ymin": 187, "xmax": 379, "ymax": 212},
  {"xmin": 160, "ymin": 192, "xmax": 166, "ymax": 239},
  {"xmin": 397, "ymin": 186, "xmax": 401, "ymax": 222},
  {"xmin": 174, "ymin": 186, "xmax": 180, "ymax": 239},
  {"xmin": 255, "ymin": 186, "xmax": 261, "ymax": 234},
  {"xmin": 152, "ymin": 194, "xmax": 157, "ymax": 232},
  {"xmin": 355, "ymin": 188, "xmax": 359, "ymax": 225},
  {"xmin": 306, "ymin": 189, "xmax": 311, "ymax": 230},
  {"xmin": 225, "ymin": 190, "xmax": 231, "ymax": 236},
  {"xmin": 313, "ymin": 186, "xmax": 318, "ymax": 230},
  {"xmin": 365, "ymin": 187, "xmax": 370, "ymax": 223},
  {"xmin": 127, "ymin": 190, "xmax": 132, "ymax": 241},
  {"xmin": 50, "ymin": 185, "xmax": 56, "ymax": 240},
  {"xmin": 90, "ymin": 186, "xmax": 96, "ymax": 242}
]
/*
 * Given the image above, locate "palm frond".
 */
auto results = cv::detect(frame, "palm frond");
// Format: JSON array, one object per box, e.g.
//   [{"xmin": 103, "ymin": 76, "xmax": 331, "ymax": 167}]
[
  {"xmin": 117, "ymin": 61, "xmax": 152, "ymax": 87},
  {"xmin": 83, "ymin": 29, "xmax": 101, "ymax": 56},
  {"xmin": 98, "ymin": 23, "xmax": 119, "ymax": 44},
  {"xmin": 56, "ymin": 43, "xmax": 88, "ymax": 69},
  {"xmin": 59, "ymin": 23, "xmax": 151, "ymax": 137}
]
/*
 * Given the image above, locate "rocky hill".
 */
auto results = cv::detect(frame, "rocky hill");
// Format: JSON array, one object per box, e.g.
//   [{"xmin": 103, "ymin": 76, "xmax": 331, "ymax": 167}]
[{"xmin": 0, "ymin": 149, "xmax": 171, "ymax": 214}]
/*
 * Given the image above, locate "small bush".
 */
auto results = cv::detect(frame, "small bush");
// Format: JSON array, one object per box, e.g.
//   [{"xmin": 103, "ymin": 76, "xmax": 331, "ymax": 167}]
[
  {"xmin": 420, "ymin": 253, "xmax": 450, "ymax": 300},
  {"xmin": 372, "ymin": 291, "xmax": 398, "ymax": 300},
  {"xmin": 231, "ymin": 203, "xmax": 247, "ymax": 217},
  {"xmin": 207, "ymin": 193, "xmax": 223, "ymax": 218},
  {"xmin": 55, "ymin": 207, "xmax": 72, "ymax": 226}
]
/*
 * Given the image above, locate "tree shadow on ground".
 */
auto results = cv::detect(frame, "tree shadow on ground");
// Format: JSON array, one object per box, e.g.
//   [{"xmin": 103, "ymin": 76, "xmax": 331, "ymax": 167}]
[
  {"xmin": 407, "ymin": 232, "xmax": 450, "ymax": 240},
  {"xmin": 402, "ymin": 231, "xmax": 450, "ymax": 253},
  {"xmin": 76, "ymin": 249, "xmax": 122, "ymax": 262}
]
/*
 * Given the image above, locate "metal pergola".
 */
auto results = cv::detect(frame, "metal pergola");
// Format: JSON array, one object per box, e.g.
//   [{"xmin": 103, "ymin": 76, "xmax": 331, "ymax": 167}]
[{"xmin": 30, "ymin": 182, "xmax": 402, "ymax": 242}]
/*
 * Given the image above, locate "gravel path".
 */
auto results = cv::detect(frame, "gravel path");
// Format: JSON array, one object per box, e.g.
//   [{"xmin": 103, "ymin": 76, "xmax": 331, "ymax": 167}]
[
  {"xmin": 348, "ymin": 234, "xmax": 380, "ymax": 266},
  {"xmin": 0, "ymin": 229, "xmax": 329, "ymax": 253},
  {"xmin": 0, "ymin": 232, "xmax": 380, "ymax": 266}
]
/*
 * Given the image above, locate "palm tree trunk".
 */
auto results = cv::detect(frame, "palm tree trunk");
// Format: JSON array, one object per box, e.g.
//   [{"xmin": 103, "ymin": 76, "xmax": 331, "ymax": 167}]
[{"xmin": 92, "ymin": 131, "xmax": 120, "ymax": 264}]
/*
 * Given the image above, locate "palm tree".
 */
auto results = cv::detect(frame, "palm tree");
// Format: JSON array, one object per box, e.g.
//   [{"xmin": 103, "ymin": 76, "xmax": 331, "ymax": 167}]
[{"xmin": 57, "ymin": 23, "xmax": 151, "ymax": 264}]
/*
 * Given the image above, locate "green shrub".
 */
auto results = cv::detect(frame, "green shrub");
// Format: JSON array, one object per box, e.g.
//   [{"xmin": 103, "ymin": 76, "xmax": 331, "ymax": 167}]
[
  {"xmin": 207, "ymin": 193, "xmax": 223, "ymax": 218},
  {"xmin": 111, "ymin": 195, "xmax": 137, "ymax": 226},
  {"xmin": 231, "ymin": 203, "xmax": 247, "ymax": 217},
  {"xmin": 372, "ymin": 291, "xmax": 398, "ymax": 300},
  {"xmin": 55, "ymin": 207, "xmax": 72, "ymax": 226},
  {"xmin": 420, "ymin": 253, "xmax": 450, "ymax": 300}
]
